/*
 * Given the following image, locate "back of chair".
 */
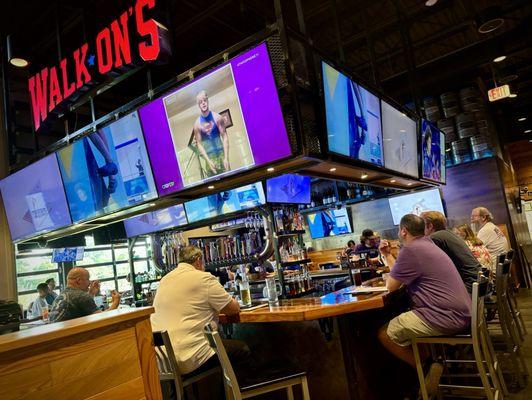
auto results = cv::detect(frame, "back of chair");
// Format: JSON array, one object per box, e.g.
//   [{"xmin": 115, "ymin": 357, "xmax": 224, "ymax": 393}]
[
  {"xmin": 203, "ymin": 322, "xmax": 242, "ymax": 397},
  {"xmin": 152, "ymin": 330, "xmax": 185, "ymax": 396},
  {"xmin": 471, "ymin": 279, "xmax": 489, "ymax": 340},
  {"xmin": 506, "ymin": 250, "xmax": 514, "ymax": 263},
  {"xmin": 495, "ymin": 260, "xmax": 511, "ymax": 297}
]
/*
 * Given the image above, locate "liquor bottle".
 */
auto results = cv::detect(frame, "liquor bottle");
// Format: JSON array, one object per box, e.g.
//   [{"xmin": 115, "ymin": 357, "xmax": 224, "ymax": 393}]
[{"xmin": 239, "ymin": 268, "xmax": 252, "ymax": 306}]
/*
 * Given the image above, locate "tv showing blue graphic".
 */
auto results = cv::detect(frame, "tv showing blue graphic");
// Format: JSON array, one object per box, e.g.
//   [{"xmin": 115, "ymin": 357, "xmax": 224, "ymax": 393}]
[
  {"xmin": 52, "ymin": 247, "xmax": 84, "ymax": 263},
  {"xmin": 388, "ymin": 188, "xmax": 445, "ymax": 225},
  {"xmin": 322, "ymin": 61, "xmax": 383, "ymax": 166},
  {"xmin": 421, "ymin": 119, "xmax": 443, "ymax": 183},
  {"xmin": 266, "ymin": 174, "xmax": 311, "ymax": 204},
  {"xmin": 124, "ymin": 204, "xmax": 188, "ymax": 237},
  {"xmin": 57, "ymin": 112, "xmax": 158, "ymax": 223},
  {"xmin": 185, "ymin": 182, "xmax": 265, "ymax": 223},
  {"xmin": 306, "ymin": 207, "xmax": 352, "ymax": 239}
]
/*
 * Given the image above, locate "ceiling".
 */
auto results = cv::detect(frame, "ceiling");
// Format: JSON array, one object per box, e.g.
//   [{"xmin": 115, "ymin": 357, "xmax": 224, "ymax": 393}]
[{"xmin": 1, "ymin": 0, "xmax": 531, "ymax": 169}]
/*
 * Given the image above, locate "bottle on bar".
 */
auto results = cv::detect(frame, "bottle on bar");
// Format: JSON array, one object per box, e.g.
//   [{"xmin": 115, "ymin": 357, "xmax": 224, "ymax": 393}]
[{"xmin": 239, "ymin": 267, "xmax": 252, "ymax": 306}]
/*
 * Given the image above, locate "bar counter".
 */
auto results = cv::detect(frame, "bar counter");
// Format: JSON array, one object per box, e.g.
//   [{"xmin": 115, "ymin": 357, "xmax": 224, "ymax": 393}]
[
  {"xmin": 0, "ymin": 307, "xmax": 162, "ymax": 400},
  {"xmin": 222, "ymin": 286, "xmax": 389, "ymax": 323}
]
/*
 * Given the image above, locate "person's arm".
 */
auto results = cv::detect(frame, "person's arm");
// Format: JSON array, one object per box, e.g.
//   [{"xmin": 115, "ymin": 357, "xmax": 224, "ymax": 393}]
[
  {"xmin": 386, "ymin": 275, "xmax": 403, "ymax": 292},
  {"xmin": 107, "ymin": 290, "xmax": 121, "ymax": 310},
  {"xmin": 89, "ymin": 280, "xmax": 101, "ymax": 296},
  {"xmin": 215, "ymin": 115, "xmax": 229, "ymax": 170},
  {"xmin": 207, "ymin": 274, "xmax": 240, "ymax": 315},
  {"xmin": 194, "ymin": 124, "xmax": 217, "ymax": 173},
  {"xmin": 379, "ymin": 240, "xmax": 396, "ymax": 268},
  {"xmin": 220, "ymin": 298, "xmax": 240, "ymax": 316}
]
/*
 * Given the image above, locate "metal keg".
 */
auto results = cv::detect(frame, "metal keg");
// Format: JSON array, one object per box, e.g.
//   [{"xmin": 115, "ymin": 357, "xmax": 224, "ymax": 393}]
[
  {"xmin": 452, "ymin": 139, "xmax": 472, "ymax": 164},
  {"xmin": 456, "ymin": 112, "xmax": 478, "ymax": 139},
  {"xmin": 423, "ymin": 97, "xmax": 441, "ymax": 122},
  {"xmin": 437, "ymin": 118, "xmax": 457, "ymax": 143},
  {"xmin": 470, "ymin": 135, "xmax": 493, "ymax": 160},
  {"xmin": 440, "ymin": 92, "xmax": 460, "ymax": 118},
  {"xmin": 459, "ymin": 87, "xmax": 483, "ymax": 112}
]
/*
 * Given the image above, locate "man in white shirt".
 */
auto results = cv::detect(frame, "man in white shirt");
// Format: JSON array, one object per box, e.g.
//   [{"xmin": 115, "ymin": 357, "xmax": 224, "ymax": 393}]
[
  {"xmin": 471, "ymin": 207, "xmax": 509, "ymax": 268},
  {"xmin": 151, "ymin": 245, "xmax": 249, "ymax": 376},
  {"xmin": 29, "ymin": 283, "xmax": 50, "ymax": 319}
]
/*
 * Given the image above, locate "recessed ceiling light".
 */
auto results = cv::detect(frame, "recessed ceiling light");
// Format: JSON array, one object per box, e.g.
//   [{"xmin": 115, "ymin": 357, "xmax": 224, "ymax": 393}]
[
  {"xmin": 149, "ymin": 203, "xmax": 156, "ymax": 207},
  {"xmin": 407, "ymin": 182, "xmax": 413, "ymax": 186},
  {"xmin": 390, "ymin": 179, "xmax": 396, "ymax": 183},
  {"xmin": 329, "ymin": 167, "xmax": 337, "ymax": 172},
  {"xmin": 509, "ymin": 93, "xmax": 517, "ymax": 98},
  {"xmin": 425, "ymin": 0, "xmax": 438, "ymax": 5},
  {"xmin": 529, "ymin": 139, "xmax": 532, "ymax": 143},
  {"xmin": 525, "ymin": 129, "xmax": 532, "ymax": 134},
  {"xmin": 361, "ymin": 173, "xmax": 368, "ymax": 179},
  {"xmin": 266, "ymin": 167, "xmax": 275, "ymax": 172},
  {"xmin": 208, "ymin": 185, "xmax": 215, "ymax": 189},
  {"xmin": 493, "ymin": 55, "xmax": 506, "ymax": 63},
  {"xmin": 400, "ymin": 129, "xmax": 406, "ymax": 133},
  {"xmin": 518, "ymin": 117, "xmax": 527, "ymax": 122},
  {"xmin": 10, "ymin": 57, "xmax": 29, "ymax": 67}
]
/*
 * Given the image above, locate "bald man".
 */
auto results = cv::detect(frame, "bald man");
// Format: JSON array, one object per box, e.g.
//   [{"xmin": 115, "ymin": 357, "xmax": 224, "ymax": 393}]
[{"xmin": 49, "ymin": 267, "xmax": 120, "ymax": 323}]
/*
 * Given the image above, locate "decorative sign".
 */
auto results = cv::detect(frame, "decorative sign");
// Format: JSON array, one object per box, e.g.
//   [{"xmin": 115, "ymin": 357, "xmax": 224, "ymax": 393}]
[
  {"xmin": 488, "ymin": 84, "xmax": 511, "ymax": 102},
  {"xmin": 28, "ymin": 0, "xmax": 168, "ymax": 131}
]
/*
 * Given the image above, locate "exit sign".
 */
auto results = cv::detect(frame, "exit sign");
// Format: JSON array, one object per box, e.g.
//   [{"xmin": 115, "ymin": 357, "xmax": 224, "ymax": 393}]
[{"xmin": 488, "ymin": 84, "xmax": 511, "ymax": 102}]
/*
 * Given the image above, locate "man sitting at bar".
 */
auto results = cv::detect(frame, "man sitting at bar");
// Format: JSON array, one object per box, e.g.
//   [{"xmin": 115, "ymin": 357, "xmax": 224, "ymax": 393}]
[
  {"xmin": 49, "ymin": 267, "xmax": 121, "ymax": 323},
  {"xmin": 28, "ymin": 283, "xmax": 51, "ymax": 319},
  {"xmin": 378, "ymin": 214, "xmax": 471, "ymax": 397},
  {"xmin": 45, "ymin": 278, "xmax": 58, "ymax": 305},
  {"xmin": 151, "ymin": 245, "xmax": 251, "ymax": 377},
  {"xmin": 421, "ymin": 211, "xmax": 480, "ymax": 293},
  {"xmin": 470, "ymin": 206, "xmax": 509, "ymax": 267}
]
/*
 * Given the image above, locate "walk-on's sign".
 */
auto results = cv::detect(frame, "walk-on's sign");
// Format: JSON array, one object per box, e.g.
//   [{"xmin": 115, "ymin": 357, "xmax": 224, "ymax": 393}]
[{"xmin": 28, "ymin": 0, "xmax": 168, "ymax": 131}]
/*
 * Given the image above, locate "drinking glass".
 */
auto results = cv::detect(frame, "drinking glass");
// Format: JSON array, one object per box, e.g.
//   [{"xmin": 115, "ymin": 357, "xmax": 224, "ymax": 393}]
[
  {"xmin": 41, "ymin": 305, "xmax": 49, "ymax": 323},
  {"xmin": 265, "ymin": 277, "xmax": 279, "ymax": 304}
]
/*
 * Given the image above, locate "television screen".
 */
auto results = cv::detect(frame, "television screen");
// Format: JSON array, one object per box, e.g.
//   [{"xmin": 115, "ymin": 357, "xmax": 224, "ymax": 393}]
[
  {"xmin": 139, "ymin": 42, "xmax": 291, "ymax": 196},
  {"xmin": 322, "ymin": 61, "xmax": 383, "ymax": 166},
  {"xmin": 440, "ymin": 131, "xmax": 446, "ymax": 183},
  {"xmin": 52, "ymin": 247, "xmax": 84, "ymax": 262},
  {"xmin": 124, "ymin": 204, "xmax": 188, "ymax": 237},
  {"xmin": 388, "ymin": 188, "xmax": 445, "ymax": 225},
  {"xmin": 306, "ymin": 207, "xmax": 352, "ymax": 239},
  {"xmin": 0, "ymin": 154, "xmax": 72, "ymax": 241},
  {"xmin": 57, "ymin": 111, "xmax": 158, "ymax": 223},
  {"xmin": 185, "ymin": 182, "xmax": 265, "ymax": 223},
  {"xmin": 421, "ymin": 119, "xmax": 443, "ymax": 183},
  {"xmin": 381, "ymin": 100, "xmax": 418, "ymax": 177},
  {"xmin": 266, "ymin": 174, "xmax": 311, "ymax": 204}
]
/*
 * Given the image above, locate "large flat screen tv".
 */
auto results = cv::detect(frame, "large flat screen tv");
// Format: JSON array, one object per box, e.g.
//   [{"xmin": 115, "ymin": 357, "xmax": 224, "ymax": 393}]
[
  {"xmin": 266, "ymin": 174, "xmax": 311, "ymax": 204},
  {"xmin": 322, "ymin": 61, "xmax": 383, "ymax": 166},
  {"xmin": 57, "ymin": 111, "xmax": 158, "ymax": 223},
  {"xmin": 388, "ymin": 188, "xmax": 445, "ymax": 225},
  {"xmin": 440, "ymin": 131, "xmax": 446, "ymax": 184},
  {"xmin": 139, "ymin": 42, "xmax": 292, "ymax": 196},
  {"xmin": 0, "ymin": 154, "xmax": 72, "ymax": 241},
  {"xmin": 52, "ymin": 247, "xmax": 84, "ymax": 262},
  {"xmin": 124, "ymin": 204, "xmax": 188, "ymax": 237},
  {"xmin": 381, "ymin": 100, "xmax": 418, "ymax": 178},
  {"xmin": 306, "ymin": 207, "xmax": 352, "ymax": 239},
  {"xmin": 185, "ymin": 182, "xmax": 265, "ymax": 223},
  {"xmin": 421, "ymin": 119, "xmax": 444, "ymax": 183}
]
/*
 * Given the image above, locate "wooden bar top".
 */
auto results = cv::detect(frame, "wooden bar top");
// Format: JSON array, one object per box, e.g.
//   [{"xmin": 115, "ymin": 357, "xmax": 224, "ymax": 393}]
[
  {"xmin": 0, "ymin": 307, "xmax": 154, "ymax": 354},
  {"xmin": 221, "ymin": 286, "xmax": 390, "ymax": 323}
]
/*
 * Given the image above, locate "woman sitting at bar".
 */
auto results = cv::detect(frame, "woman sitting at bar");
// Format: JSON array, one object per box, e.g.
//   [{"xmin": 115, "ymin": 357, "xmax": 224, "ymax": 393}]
[{"xmin": 454, "ymin": 224, "xmax": 493, "ymax": 271}]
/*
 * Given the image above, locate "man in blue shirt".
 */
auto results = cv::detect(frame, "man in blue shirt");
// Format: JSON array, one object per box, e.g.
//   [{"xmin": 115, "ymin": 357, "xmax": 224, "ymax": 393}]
[{"xmin": 193, "ymin": 90, "xmax": 229, "ymax": 177}]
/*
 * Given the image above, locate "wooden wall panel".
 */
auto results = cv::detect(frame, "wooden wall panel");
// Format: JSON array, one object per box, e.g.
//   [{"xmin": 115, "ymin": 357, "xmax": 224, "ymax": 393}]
[{"xmin": 506, "ymin": 140, "xmax": 532, "ymax": 186}]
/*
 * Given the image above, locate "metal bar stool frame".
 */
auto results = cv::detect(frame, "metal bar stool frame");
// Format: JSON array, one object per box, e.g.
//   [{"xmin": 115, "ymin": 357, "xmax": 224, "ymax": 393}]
[
  {"xmin": 412, "ymin": 280, "xmax": 507, "ymax": 400},
  {"xmin": 153, "ymin": 330, "xmax": 222, "ymax": 400}
]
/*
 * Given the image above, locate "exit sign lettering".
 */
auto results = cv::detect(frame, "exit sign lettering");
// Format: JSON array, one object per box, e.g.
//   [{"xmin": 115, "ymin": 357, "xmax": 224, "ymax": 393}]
[{"xmin": 488, "ymin": 85, "xmax": 511, "ymax": 102}]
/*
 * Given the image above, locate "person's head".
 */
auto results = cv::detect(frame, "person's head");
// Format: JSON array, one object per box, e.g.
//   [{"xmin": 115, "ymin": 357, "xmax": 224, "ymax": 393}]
[
  {"xmin": 67, "ymin": 267, "xmax": 91, "ymax": 292},
  {"xmin": 420, "ymin": 211, "xmax": 447, "ymax": 235},
  {"xmin": 470, "ymin": 207, "xmax": 493, "ymax": 231},
  {"xmin": 360, "ymin": 229, "xmax": 376, "ymax": 247},
  {"xmin": 454, "ymin": 224, "xmax": 483, "ymax": 246},
  {"xmin": 45, "ymin": 278, "xmax": 56, "ymax": 290},
  {"xmin": 196, "ymin": 90, "xmax": 209, "ymax": 115},
  {"xmin": 424, "ymin": 129, "xmax": 432, "ymax": 155},
  {"xmin": 179, "ymin": 246, "xmax": 204, "ymax": 271},
  {"xmin": 347, "ymin": 240, "xmax": 356, "ymax": 249},
  {"xmin": 398, "ymin": 214, "xmax": 426, "ymax": 245},
  {"xmin": 37, "ymin": 283, "xmax": 49, "ymax": 298}
]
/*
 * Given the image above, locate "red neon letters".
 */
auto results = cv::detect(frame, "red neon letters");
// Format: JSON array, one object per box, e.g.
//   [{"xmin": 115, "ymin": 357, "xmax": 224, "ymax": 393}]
[{"xmin": 28, "ymin": 0, "xmax": 161, "ymax": 131}]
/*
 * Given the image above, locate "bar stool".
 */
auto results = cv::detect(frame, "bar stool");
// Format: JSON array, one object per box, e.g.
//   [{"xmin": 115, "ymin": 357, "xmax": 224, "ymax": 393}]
[
  {"xmin": 203, "ymin": 322, "xmax": 311, "ymax": 400},
  {"xmin": 504, "ymin": 250, "xmax": 527, "ymax": 340},
  {"xmin": 486, "ymin": 258, "xmax": 528, "ymax": 387},
  {"xmin": 412, "ymin": 280, "xmax": 507, "ymax": 400},
  {"xmin": 153, "ymin": 330, "xmax": 221, "ymax": 400},
  {"xmin": 518, "ymin": 244, "xmax": 532, "ymax": 288}
]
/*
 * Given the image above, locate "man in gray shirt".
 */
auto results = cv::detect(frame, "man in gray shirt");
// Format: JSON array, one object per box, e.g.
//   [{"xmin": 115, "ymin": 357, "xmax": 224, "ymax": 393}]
[
  {"xmin": 421, "ymin": 211, "xmax": 480, "ymax": 293},
  {"xmin": 50, "ymin": 267, "xmax": 121, "ymax": 322}
]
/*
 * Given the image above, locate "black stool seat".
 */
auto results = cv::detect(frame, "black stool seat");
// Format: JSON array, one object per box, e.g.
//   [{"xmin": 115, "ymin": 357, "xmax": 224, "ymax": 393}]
[{"xmin": 239, "ymin": 369, "xmax": 306, "ymax": 392}]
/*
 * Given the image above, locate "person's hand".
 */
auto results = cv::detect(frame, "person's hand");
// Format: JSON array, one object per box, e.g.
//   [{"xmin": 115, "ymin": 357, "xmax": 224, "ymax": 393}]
[
  {"xmin": 89, "ymin": 280, "xmax": 101, "ymax": 296},
  {"xmin": 208, "ymin": 159, "xmax": 217, "ymax": 174},
  {"xmin": 223, "ymin": 157, "xmax": 230, "ymax": 171},
  {"xmin": 379, "ymin": 240, "xmax": 391, "ymax": 256},
  {"xmin": 109, "ymin": 290, "xmax": 121, "ymax": 309}
]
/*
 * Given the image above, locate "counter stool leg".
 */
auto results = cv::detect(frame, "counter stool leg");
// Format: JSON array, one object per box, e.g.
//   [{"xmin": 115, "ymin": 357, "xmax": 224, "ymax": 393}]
[
  {"xmin": 286, "ymin": 385, "xmax": 294, "ymax": 400},
  {"xmin": 412, "ymin": 340, "xmax": 430, "ymax": 400},
  {"xmin": 301, "ymin": 376, "xmax": 311, "ymax": 400},
  {"xmin": 480, "ymin": 329, "xmax": 506, "ymax": 397},
  {"xmin": 473, "ymin": 341, "xmax": 495, "ymax": 400},
  {"xmin": 224, "ymin": 382, "xmax": 233, "ymax": 400}
]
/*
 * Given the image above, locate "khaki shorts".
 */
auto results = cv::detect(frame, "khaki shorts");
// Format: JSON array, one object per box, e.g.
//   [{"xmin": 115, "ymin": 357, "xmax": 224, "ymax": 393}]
[{"xmin": 387, "ymin": 311, "xmax": 442, "ymax": 347}]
